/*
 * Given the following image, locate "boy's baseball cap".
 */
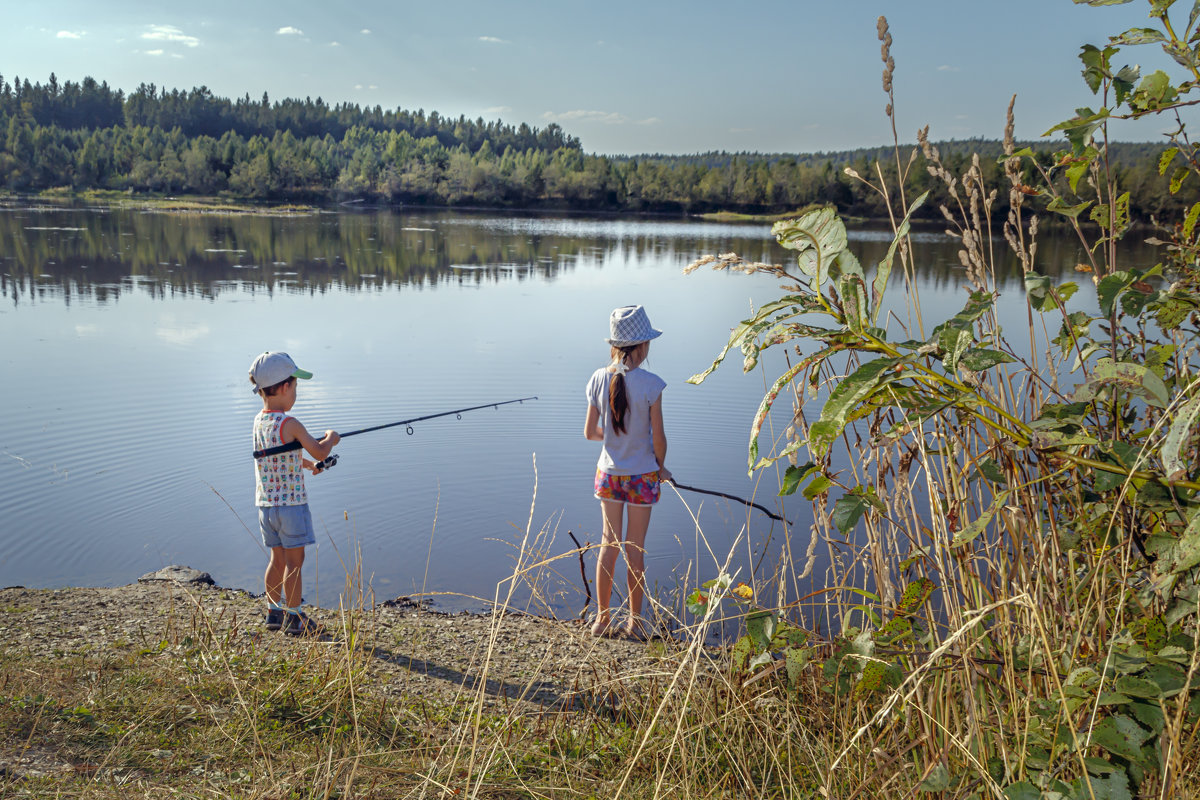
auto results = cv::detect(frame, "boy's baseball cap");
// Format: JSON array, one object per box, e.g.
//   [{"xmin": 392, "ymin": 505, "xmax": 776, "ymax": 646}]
[{"xmin": 249, "ymin": 352, "xmax": 312, "ymax": 393}]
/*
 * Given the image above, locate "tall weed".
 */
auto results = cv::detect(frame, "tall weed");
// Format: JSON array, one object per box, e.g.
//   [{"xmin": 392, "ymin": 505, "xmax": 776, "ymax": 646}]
[{"xmin": 683, "ymin": 5, "xmax": 1200, "ymax": 796}]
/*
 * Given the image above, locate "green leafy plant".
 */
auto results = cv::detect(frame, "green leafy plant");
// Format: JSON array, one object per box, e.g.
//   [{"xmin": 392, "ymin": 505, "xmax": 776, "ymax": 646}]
[{"xmin": 687, "ymin": 3, "xmax": 1200, "ymax": 796}]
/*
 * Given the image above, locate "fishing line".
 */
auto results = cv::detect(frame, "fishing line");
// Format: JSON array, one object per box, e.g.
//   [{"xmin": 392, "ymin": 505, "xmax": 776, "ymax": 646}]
[{"xmin": 251, "ymin": 396, "xmax": 538, "ymax": 465}]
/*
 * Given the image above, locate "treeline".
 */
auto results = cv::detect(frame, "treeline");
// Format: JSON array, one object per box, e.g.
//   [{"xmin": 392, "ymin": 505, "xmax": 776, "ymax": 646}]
[{"xmin": 1, "ymin": 71, "xmax": 1197, "ymax": 220}]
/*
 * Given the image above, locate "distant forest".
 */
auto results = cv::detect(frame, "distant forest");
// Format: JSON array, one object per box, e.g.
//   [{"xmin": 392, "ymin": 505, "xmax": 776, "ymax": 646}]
[{"xmin": 1, "ymin": 71, "xmax": 1196, "ymax": 220}]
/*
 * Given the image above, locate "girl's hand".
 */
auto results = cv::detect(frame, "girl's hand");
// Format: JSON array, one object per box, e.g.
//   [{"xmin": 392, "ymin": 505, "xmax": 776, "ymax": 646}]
[{"xmin": 659, "ymin": 467, "xmax": 673, "ymax": 483}]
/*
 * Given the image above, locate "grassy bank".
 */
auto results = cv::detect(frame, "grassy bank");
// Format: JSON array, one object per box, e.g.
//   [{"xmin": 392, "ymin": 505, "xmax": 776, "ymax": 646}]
[
  {"xmin": 693, "ymin": 202, "xmax": 868, "ymax": 225},
  {"xmin": 0, "ymin": 578, "xmax": 862, "ymax": 799},
  {"xmin": 9, "ymin": 188, "xmax": 321, "ymax": 215}
]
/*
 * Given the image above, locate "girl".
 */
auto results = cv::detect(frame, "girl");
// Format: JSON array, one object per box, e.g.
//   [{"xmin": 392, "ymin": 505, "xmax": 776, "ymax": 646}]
[{"xmin": 584, "ymin": 305, "xmax": 670, "ymax": 639}]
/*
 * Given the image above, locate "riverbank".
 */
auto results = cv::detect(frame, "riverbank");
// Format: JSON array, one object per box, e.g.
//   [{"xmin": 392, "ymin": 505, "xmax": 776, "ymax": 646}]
[
  {"xmin": 0, "ymin": 571, "xmax": 676, "ymax": 797},
  {"xmin": 12, "ymin": 188, "xmax": 321, "ymax": 215}
]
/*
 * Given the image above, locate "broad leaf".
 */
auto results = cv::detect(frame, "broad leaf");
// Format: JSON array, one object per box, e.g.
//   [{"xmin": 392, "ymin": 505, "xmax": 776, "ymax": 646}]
[
  {"xmin": 779, "ymin": 462, "xmax": 819, "ymax": 497},
  {"xmin": 1161, "ymin": 390, "xmax": 1200, "ymax": 480},
  {"xmin": 746, "ymin": 609, "xmax": 777, "ymax": 652},
  {"xmin": 1001, "ymin": 782, "xmax": 1041, "ymax": 800},
  {"xmin": 809, "ymin": 357, "xmax": 907, "ymax": 457},
  {"xmin": 871, "ymin": 191, "xmax": 929, "ymax": 323},
  {"xmin": 1075, "ymin": 770, "xmax": 1134, "ymax": 800},
  {"xmin": 918, "ymin": 763, "xmax": 950, "ymax": 793},
  {"xmin": 772, "ymin": 206, "xmax": 849, "ymax": 288},
  {"xmin": 802, "ymin": 473, "xmax": 834, "ymax": 500},
  {"xmin": 1113, "ymin": 26, "xmax": 1168, "ymax": 45},
  {"xmin": 832, "ymin": 492, "xmax": 877, "ymax": 534},
  {"xmin": 1089, "ymin": 715, "xmax": 1153, "ymax": 766},
  {"xmin": 960, "ymin": 348, "xmax": 1017, "ymax": 371},
  {"xmin": 688, "ymin": 294, "xmax": 821, "ymax": 384},
  {"xmin": 1159, "ymin": 146, "xmax": 1180, "ymax": 175},
  {"xmin": 839, "ymin": 273, "xmax": 869, "ymax": 333},
  {"xmin": 1156, "ymin": 509, "xmax": 1200, "ymax": 576},
  {"xmin": 1073, "ymin": 359, "xmax": 1170, "ymax": 408},
  {"xmin": 784, "ymin": 646, "xmax": 809, "ymax": 689},
  {"xmin": 939, "ymin": 327, "xmax": 973, "ymax": 373},
  {"xmin": 746, "ymin": 345, "xmax": 846, "ymax": 472},
  {"xmin": 953, "ymin": 490, "xmax": 1012, "ymax": 546},
  {"xmin": 1025, "ymin": 273, "xmax": 1057, "ymax": 311},
  {"xmin": 1114, "ymin": 675, "xmax": 1163, "ymax": 699},
  {"xmin": 1130, "ymin": 69, "xmax": 1179, "ymax": 112},
  {"xmin": 896, "ymin": 577, "xmax": 936, "ymax": 616}
]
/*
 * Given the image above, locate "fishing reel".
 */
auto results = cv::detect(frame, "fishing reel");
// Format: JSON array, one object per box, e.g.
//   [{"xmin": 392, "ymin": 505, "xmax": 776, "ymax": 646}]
[{"xmin": 314, "ymin": 453, "xmax": 339, "ymax": 473}]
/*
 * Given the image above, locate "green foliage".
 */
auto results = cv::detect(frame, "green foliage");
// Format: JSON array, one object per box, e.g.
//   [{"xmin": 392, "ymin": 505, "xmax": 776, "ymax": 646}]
[
  {"xmin": 2, "ymin": 70, "xmax": 1200, "ymax": 216},
  {"xmin": 687, "ymin": 3, "xmax": 1200, "ymax": 794}
]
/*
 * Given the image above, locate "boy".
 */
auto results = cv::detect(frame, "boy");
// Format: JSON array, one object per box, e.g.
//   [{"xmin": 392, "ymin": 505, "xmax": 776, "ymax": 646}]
[{"xmin": 249, "ymin": 351, "xmax": 339, "ymax": 637}]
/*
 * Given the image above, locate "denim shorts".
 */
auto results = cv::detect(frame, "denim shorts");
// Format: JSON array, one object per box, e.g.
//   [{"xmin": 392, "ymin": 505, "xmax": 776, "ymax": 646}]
[
  {"xmin": 594, "ymin": 469, "xmax": 661, "ymax": 506},
  {"xmin": 258, "ymin": 504, "xmax": 316, "ymax": 549}
]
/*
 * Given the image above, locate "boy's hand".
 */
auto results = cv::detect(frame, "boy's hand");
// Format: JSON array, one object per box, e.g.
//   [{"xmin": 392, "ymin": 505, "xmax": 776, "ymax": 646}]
[{"xmin": 302, "ymin": 458, "xmax": 322, "ymax": 475}]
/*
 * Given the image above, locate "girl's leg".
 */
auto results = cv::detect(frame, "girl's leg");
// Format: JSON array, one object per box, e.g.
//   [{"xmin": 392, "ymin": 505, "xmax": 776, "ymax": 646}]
[
  {"xmin": 265, "ymin": 546, "xmax": 286, "ymax": 603},
  {"xmin": 593, "ymin": 500, "xmax": 625, "ymax": 635},
  {"xmin": 622, "ymin": 504, "xmax": 653, "ymax": 636}
]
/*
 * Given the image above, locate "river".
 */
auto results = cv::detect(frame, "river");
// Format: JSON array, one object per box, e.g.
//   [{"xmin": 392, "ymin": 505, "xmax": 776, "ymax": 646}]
[{"xmin": 0, "ymin": 202, "xmax": 1153, "ymax": 618}]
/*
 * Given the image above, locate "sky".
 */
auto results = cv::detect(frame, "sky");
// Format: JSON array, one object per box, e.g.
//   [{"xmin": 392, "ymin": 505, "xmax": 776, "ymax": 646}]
[{"xmin": 1, "ymin": 0, "xmax": 1190, "ymax": 155}]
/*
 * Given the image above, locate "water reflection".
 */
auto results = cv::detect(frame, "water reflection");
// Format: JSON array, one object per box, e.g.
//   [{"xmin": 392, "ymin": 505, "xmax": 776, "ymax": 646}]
[{"xmin": 1, "ymin": 204, "xmax": 1151, "ymax": 307}]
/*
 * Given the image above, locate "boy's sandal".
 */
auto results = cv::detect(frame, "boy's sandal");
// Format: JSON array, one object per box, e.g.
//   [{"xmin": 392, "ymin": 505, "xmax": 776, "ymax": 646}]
[{"xmin": 284, "ymin": 611, "xmax": 325, "ymax": 638}]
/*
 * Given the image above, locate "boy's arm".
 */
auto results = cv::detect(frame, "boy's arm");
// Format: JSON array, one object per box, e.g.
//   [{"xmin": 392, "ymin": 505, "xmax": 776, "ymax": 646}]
[{"xmin": 281, "ymin": 418, "xmax": 339, "ymax": 460}]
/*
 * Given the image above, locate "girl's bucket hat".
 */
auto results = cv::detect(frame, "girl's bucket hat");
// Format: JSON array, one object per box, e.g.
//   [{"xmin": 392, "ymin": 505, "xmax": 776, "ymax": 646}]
[{"xmin": 606, "ymin": 305, "xmax": 663, "ymax": 347}]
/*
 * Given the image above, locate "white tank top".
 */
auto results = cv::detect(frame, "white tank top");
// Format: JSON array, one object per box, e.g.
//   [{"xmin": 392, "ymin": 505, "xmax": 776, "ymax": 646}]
[{"xmin": 253, "ymin": 410, "xmax": 308, "ymax": 507}]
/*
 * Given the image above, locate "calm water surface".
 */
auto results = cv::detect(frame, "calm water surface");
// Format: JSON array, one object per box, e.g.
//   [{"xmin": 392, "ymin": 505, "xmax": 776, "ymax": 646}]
[{"xmin": 0, "ymin": 203, "xmax": 1153, "ymax": 616}]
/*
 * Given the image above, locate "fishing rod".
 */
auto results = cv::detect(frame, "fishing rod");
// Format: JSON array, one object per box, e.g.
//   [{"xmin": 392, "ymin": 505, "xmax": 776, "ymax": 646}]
[
  {"xmin": 666, "ymin": 478, "xmax": 791, "ymax": 524},
  {"xmin": 251, "ymin": 396, "xmax": 539, "ymax": 465}
]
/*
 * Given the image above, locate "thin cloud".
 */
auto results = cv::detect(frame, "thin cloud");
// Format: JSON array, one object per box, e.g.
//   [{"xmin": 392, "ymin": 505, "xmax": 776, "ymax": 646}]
[
  {"xmin": 145, "ymin": 49, "xmax": 164, "ymax": 56},
  {"xmin": 479, "ymin": 36, "xmax": 510, "ymax": 44},
  {"xmin": 543, "ymin": 109, "xmax": 628, "ymax": 125},
  {"xmin": 142, "ymin": 24, "xmax": 200, "ymax": 48},
  {"xmin": 635, "ymin": 117, "xmax": 661, "ymax": 126},
  {"xmin": 330, "ymin": 41, "xmax": 341, "ymax": 47},
  {"xmin": 484, "ymin": 106, "xmax": 512, "ymax": 114},
  {"xmin": 277, "ymin": 26, "xmax": 304, "ymax": 36},
  {"xmin": 937, "ymin": 64, "xmax": 960, "ymax": 72},
  {"xmin": 361, "ymin": 28, "xmax": 372, "ymax": 34},
  {"xmin": 56, "ymin": 31, "xmax": 84, "ymax": 39}
]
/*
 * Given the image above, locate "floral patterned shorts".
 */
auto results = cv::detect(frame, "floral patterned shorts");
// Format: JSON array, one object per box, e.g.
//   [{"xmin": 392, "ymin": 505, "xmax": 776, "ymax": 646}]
[{"xmin": 594, "ymin": 469, "xmax": 661, "ymax": 506}]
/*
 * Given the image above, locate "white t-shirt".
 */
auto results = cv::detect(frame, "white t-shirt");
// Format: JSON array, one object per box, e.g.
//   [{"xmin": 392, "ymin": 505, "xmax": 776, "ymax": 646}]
[{"xmin": 585, "ymin": 365, "xmax": 666, "ymax": 475}]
